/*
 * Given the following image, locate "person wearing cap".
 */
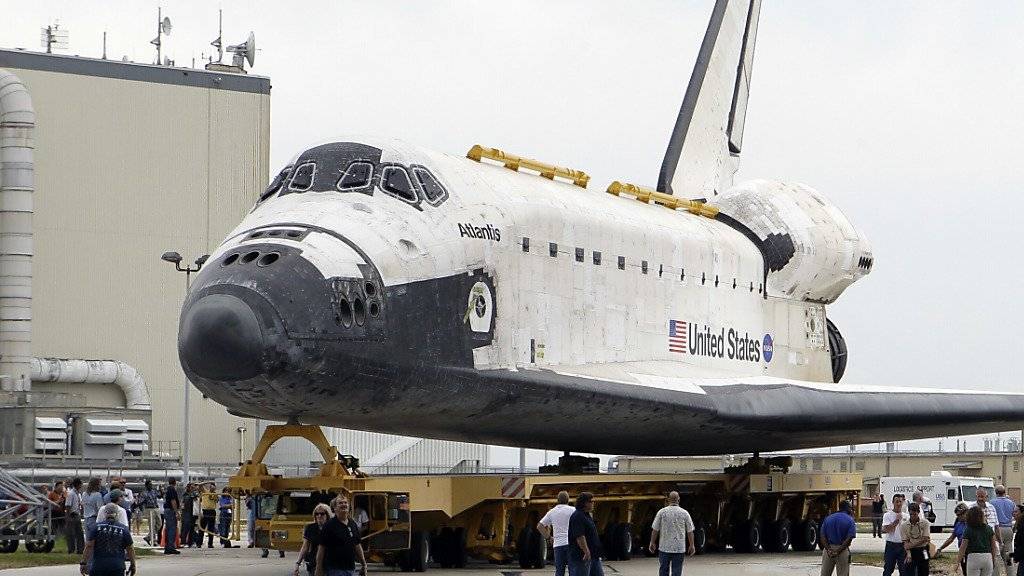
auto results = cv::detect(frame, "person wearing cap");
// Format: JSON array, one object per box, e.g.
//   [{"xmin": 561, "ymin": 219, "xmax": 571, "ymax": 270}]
[
  {"xmin": 820, "ymin": 501, "xmax": 856, "ymax": 576},
  {"xmin": 81, "ymin": 503, "xmax": 136, "ymax": 576},
  {"xmin": 106, "ymin": 490, "xmax": 130, "ymax": 527},
  {"xmin": 901, "ymin": 502, "xmax": 932, "ymax": 576}
]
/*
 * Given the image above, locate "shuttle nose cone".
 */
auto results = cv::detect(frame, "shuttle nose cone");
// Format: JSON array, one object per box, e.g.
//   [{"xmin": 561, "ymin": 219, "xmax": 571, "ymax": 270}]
[{"xmin": 178, "ymin": 293, "xmax": 265, "ymax": 381}]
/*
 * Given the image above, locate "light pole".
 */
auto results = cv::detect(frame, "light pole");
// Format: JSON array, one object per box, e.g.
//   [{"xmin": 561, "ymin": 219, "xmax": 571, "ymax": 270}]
[{"xmin": 161, "ymin": 251, "xmax": 208, "ymax": 483}]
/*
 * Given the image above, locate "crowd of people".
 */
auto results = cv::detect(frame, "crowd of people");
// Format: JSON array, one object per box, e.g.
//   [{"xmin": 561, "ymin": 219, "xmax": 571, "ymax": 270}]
[
  {"xmin": 855, "ymin": 485, "xmax": 1024, "ymax": 576},
  {"xmin": 37, "ymin": 476, "xmax": 245, "ymax": 574}
]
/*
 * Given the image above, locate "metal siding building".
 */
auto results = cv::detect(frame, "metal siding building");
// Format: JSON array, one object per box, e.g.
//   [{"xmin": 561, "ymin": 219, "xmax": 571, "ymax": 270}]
[
  {"xmin": 0, "ymin": 49, "xmax": 271, "ymax": 463},
  {"xmin": 0, "ymin": 49, "xmax": 490, "ymax": 471}
]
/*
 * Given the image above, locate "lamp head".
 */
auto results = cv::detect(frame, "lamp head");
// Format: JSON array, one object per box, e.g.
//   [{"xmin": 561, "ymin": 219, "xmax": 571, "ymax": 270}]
[
  {"xmin": 161, "ymin": 251, "xmax": 182, "ymax": 264},
  {"xmin": 195, "ymin": 254, "xmax": 210, "ymax": 267}
]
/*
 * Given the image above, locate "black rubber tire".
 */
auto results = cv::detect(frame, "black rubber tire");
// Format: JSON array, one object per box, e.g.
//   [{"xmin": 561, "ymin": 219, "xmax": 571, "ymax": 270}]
[
  {"xmin": 400, "ymin": 531, "xmax": 429, "ymax": 572},
  {"xmin": 792, "ymin": 520, "xmax": 818, "ymax": 552},
  {"xmin": 640, "ymin": 524, "xmax": 656, "ymax": 557},
  {"xmin": 529, "ymin": 527, "xmax": 546, "ymax": 568},
  {"xmin": 612, "ymin": 523, "xmax": 632, "ymax": 561},
  {"xmin": 0, "ymin": 540, "xmax": 18, "ymax": 553},
  {"xmin": 25, "ymin": 539, "xmax": 55, "ymax": 553},
  {"xmin": 601, "ymin": 526, "xmax": 617, "ymax": 561},
  {"xmin": 434, "ymin": 528, "xmax": 453, "ymax": 568},
  {"xmin": 763, "ymin": 520, "xmax": 791, "ymax": 553},
  {"xmin": 518, "ymin": 527, "xmax": 534, "ymax": 569},
  {"xmin": 451, "ymin": 527, "xmax": 468, "ymax": 568},
  {"xmin": 732, "ymin": 520, "xmax": 762, "ymax": 553},
  {"xmin": 692, "ymin": 520, "xmax": 707, "ymax": 555}
]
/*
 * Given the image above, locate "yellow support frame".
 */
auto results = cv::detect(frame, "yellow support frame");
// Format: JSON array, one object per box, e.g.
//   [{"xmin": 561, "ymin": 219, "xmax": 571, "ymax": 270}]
[
  {"xmin": 606, "ymin": 181, "xmax": 719, "ymax": 218},
  {"xmin": 467, "ymin": 144, "xmax": 590, "ymax": 188},
  {"xmin": 228, "ymin": 424, "xmax": 355, "ymax": 493}
]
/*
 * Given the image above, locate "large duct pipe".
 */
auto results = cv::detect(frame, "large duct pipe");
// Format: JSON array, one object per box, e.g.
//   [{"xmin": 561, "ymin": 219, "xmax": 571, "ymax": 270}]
[
  {"xmin": 0, "ymin": 70, "xmax": 34, "ymax": 392},
  {"xmin": 30, "ymin": 358, "xmax": 152, "ymax": 411}
]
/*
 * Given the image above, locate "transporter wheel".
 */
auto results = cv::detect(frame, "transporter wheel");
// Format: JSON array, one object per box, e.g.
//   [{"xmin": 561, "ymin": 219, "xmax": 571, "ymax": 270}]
[
  {"xmin": 640, "ymin": 524, "xmax": 656, "ymax": 557},
  {"xmin": 763, "ymin": 520, "xmax": 791, "ymax": 553},
  {"xmin": 0, "ymin": 539, "xmax": 17, "ymax": 553},
  {"xmin": 518, "ymin": 526, "xmax": 545, "ymax": 569},
  {"xmin": 791, "ymin": 520, "xmax": 818, "ymax": 552},
  {"xmin": 611, "ymin": 523, "xmax": 632, "ymax": 561},
  {"xmin": 731, "ymin": 520, "xmax": 762, "ymax": 553},
  {"xmin": 400, "ymin": 531, "xmax": 429, "ymax": 572},
  {"xmin": 451, "ymin": 527, "xmax": 468, "ymax": 568},
  {"xmin": 434, "ymin": 528, "xmax": 453, "ymax": 568},
  {"xmin": 691, "ymin": 520, "xmax": 707, "ymax": 555}
]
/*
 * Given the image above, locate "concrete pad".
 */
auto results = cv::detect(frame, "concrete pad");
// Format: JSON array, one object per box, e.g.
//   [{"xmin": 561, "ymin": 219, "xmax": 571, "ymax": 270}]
[{"xmin": 1, "ymin": 533, "xmax": 955, "ymax": 576}]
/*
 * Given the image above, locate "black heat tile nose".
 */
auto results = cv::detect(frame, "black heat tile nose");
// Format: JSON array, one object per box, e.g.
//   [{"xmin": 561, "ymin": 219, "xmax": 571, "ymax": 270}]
[{"xmin": 178, "ymin": 293, "xmax": 265, "ymax": 381}]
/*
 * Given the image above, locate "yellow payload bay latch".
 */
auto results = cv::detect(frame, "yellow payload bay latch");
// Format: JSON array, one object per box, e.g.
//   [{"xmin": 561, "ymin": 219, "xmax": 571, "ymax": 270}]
[
  {"xmin": 606, "ymin": 181, "xmax": 719, "ymax": 219},
  {"xmin": 467, "ymin": 144, "xmax": 590, "ymax": 188}
]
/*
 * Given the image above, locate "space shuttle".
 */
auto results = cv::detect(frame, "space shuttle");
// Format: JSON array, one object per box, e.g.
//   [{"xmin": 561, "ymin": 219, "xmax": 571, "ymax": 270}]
[{"xmin": 177, "ymin": 0, "xmax": 1024, "ymax": 456}]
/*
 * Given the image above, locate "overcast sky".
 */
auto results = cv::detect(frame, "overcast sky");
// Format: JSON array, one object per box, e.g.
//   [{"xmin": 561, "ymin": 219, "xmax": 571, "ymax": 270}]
[{"xmin": 4, "ymin": 1, "xmax": 1023, "ymax": 466}]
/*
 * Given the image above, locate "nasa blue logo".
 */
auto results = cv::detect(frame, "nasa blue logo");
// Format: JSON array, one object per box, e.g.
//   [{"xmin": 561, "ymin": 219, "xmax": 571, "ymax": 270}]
[{"xmin": 763, "ymin": 334, "xmax": 774, "ymax": 363}]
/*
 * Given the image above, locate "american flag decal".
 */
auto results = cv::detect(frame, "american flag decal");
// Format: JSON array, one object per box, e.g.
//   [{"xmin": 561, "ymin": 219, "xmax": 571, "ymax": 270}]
[{"xmin": 669, "ymin": 319, "xmax": 687, "ymax": 353}]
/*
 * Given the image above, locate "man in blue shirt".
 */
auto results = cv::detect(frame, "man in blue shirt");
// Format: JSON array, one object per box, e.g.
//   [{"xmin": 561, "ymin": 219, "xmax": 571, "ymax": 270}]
[
  {"xmin": 992, "ymin": 485, "xmax": 1017, "ymax": 572},
  {"xmin": 567, "ymin": 492, "xmax": 603, "ymax": 576},
  {"xmin": 820, "ymin": 501, "xmax": 856, "ymax": 576},
  {"xmin": 82, "ymin": 504, "xmax": 136, "ymax": 576}
]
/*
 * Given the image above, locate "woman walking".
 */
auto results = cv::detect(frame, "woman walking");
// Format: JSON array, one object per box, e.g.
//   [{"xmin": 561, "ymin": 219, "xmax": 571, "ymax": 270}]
[
  {"xmin": 959, "ymin": 506, "xmax": 997, "ymax": 576},
  {"xmin": 294, "ymin": 503, "xmax": 331, "ymax": 576},
  {"xmin": 1012, "ymin": 504, "xmax": 1024, "ymax": 576},
  {"xmin": 937, "ymin": 503, "xmax": 968, "ymax": 573}
]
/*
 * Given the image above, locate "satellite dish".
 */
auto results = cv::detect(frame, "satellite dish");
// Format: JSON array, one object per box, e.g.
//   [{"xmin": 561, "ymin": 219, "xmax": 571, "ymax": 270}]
[
  {"xmin": 161, "ymin": 17, "xmax": 172, "ymax": 36},
  {"xmin": 226, "ymin": 32, "xmax": 256, "ymax": 68}
]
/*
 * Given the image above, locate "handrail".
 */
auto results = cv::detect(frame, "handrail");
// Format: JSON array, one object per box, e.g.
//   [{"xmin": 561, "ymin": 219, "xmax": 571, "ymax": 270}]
[{"xmin": 467, "ymin": 144, "xmax": 590, "ymax": 188}]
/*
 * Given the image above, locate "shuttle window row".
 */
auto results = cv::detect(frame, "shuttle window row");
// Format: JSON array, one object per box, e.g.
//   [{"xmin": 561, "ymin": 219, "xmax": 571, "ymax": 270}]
[
  {"xmin": 524, "ymin": 236, "xmax": 763, "ymax": 294},
  {"xmin": 258, "ymin": 162, "xmax": 449, "ymax": 208}
]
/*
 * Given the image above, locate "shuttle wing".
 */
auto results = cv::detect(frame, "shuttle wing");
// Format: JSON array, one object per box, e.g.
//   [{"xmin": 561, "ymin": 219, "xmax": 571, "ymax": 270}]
[
  {"xmin": 658, "ymin": 0, "xmax": 761, "ymax": 198},
  {"xmin": 472, "ymin": 369, "xmax": 1024, "ymax": 456}
]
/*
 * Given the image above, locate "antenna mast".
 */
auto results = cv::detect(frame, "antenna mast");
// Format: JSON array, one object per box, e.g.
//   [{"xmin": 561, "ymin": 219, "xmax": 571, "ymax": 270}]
[
  {"xmin": 151, "ymin": 7, "xmax": 172, "ymax": 65},
  {"xmin": 211, "ymin": 9, "xmax": 224, "ymax": 63}
]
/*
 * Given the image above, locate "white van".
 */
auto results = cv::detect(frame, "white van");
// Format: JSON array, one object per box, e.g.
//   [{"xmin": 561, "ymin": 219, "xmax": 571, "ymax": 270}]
[{"xmin": 879, "ymin": 472, "xmax": 994, "ymax": 531}]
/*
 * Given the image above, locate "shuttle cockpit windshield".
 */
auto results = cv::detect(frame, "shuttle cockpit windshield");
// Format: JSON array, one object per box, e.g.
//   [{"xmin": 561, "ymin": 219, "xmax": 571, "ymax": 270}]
[{"xmin": 253, "ymin": 141, "xmax": 449, "ymax": 210}]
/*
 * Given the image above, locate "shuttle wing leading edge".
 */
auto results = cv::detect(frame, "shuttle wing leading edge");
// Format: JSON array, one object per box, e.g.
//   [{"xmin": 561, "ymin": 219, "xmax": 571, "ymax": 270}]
[{"xmin": 658, "ymin": 0, "xmax": 761, "ymax": 198}]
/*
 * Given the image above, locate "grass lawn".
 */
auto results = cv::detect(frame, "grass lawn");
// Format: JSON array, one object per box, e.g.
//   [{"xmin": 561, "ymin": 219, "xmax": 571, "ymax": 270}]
[
  {"xmin": 0, "ymin": 536, "xmax": 155, "ymax": 571},
  {"xmin": 854, "ymin": 551, "xmax": 960, "ymax": 575}
]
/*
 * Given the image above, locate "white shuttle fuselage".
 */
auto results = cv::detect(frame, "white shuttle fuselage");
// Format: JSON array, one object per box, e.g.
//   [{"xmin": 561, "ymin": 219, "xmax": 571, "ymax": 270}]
[{"xmin": 176, "ymin": 0, "xmax": 1024, "ymax": 456}]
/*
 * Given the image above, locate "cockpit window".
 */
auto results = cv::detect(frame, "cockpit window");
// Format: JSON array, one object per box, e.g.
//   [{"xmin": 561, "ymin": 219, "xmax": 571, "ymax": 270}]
[
  {"xmin": 260, "ymin": 167, "xmax": 291, "ymax": 201},
  {"xmin": 338, "ymin": 162, "xmax": 373, "ymax": 190},
  {"xmin": 380, "ymin": 166, "xmax": 417, "ymax": 203},
  {"xmin": 412, "ymin": 167, "xmax": 446, "ymax": 203},
  {"xmin": 289, "ymin": 163, "xmax": 316, "ymax": 191}
]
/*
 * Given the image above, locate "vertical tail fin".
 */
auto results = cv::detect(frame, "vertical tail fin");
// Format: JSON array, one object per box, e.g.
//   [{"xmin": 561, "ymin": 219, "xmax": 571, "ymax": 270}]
[{"xmin": 657, "ymin": 0, "xmax": 762, "ymax": 197}]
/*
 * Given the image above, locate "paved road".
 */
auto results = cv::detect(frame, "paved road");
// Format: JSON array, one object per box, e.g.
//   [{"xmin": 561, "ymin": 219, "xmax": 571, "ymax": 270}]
[{"xmin": 2, "ymin": 533, "xmax": 953, "ymax": 576}]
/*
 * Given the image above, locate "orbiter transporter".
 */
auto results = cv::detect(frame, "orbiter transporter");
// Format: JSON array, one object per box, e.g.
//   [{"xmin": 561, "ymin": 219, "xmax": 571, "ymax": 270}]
[{"xmin": 176, "ymin": 0, "xmax": 1024, "ymax": 455}]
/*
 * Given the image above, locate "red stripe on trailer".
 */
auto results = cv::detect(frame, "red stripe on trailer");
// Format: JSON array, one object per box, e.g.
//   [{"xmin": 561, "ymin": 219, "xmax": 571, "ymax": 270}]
[{"xmin": 501, "ymin": 476, "xmax": 526, "ymax": 498}]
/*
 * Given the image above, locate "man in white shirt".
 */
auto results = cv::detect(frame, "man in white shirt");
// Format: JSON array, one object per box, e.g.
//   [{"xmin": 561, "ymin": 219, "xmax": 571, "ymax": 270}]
[
  {"xmin": 882, "ymin": 495, "xmax": 909, "ymax": 576},
  {"xmin": 537, "ymin": 491, "xmax": 575, "ymax": 576},
  {"xmin": 648, "ymin": 491, "xmax": 695, "ymax": 576}
]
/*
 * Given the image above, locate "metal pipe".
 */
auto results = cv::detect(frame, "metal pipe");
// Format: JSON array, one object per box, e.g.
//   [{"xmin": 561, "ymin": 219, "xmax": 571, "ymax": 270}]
[
  {"xmin": 29, "ymin": 358, "xmax": 152, "ymax": 411},
  {"xmin": 0, "ymin": 70, "xmax": 34, "ymax": 393}
]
